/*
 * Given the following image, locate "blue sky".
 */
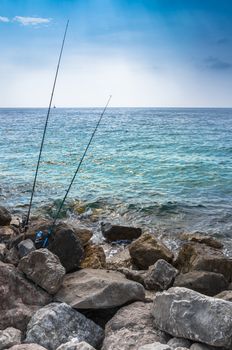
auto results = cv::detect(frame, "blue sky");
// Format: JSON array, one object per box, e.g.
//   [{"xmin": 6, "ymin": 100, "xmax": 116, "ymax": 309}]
[{"xmin": 0, "ymin": 0, "xmax": 232, "ymax": 107}]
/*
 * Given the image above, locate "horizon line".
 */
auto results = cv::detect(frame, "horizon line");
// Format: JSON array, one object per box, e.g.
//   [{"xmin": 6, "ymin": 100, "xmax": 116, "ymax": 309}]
[{"xmin": 1, "ymin": 106, "xmax": 232, "ymax": 109}]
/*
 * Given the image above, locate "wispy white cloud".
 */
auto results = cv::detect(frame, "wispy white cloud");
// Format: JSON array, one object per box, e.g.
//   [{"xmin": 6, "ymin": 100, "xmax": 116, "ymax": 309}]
[
  {"xmin": 0, "ymin": 16, "xmax": 10, "ymax": 23},
  {"xmin": 13, "ymin": 16, "xmax": 51, "ymax": 26}
]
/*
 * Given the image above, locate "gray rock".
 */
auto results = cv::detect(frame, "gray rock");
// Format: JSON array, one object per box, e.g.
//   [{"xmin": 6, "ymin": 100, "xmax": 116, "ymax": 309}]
[
  {"xmin": 102, "ymin": 302, "xmax": 169, "ymax": 350},
  {"xmin": 0, "ymin": 327, "xmax": 21, "ymax": 349},
  {"xmin": 18, "ymin": 248, "xmax": 65, "ymax": 294},
  {"xmin": 152, "ymin": 287, "xmax": 232, "ymax": 348},
  {"xmin": 55, "ymin": 268, "xmax": 145, "ymax": 309},
  {"xmin": 138, "ymin": 342, "xmax": 172, "ymax": 350},
  {"xmin": 0, "ymin": 243, "xmax": 7, "ymax": 261},
  {"xmin": 0, "ymin": 261, "xmax": 51, "ymax": 331},
  {"xmin": 167, "ymin": 337, "xmax": 192, "ymax": 349},
  {"xmin": 173, "ymin": 271, "xmax": 228, "ymax": 296},
  {"xmin": 18, "ymin": 239, "xmax": 35, "ymax": 258},
  {"xmin": 4, "ymin": 247, "xmax": 19, "ymax": 266},
  {"xmin": 57, "ymin": 340, "xmax": 96, "ymax": 350},
  {"xmin": 101, "ymin": 222, "xmax": 142, "ymax": 242},
  {"xmin": 214, "ymin": 290, "xmax": 232, "ymax": 301},
  {"xmin": 25, "ymin": 302, "xmax": 104, "ymax": 350},
  {"xmin": 119, "ymin": 267, "xmax": 146, "ymax": 286},
  {"xmin": 190, "ymin": 343, "xmax": 218, "ymax": 350},
  {"xmin": 144, "ymin": 259, "xmax": 178, "ymax": 291},
  {"xmin": 8, "ymin": 345, "xmax": 47, "ymax": 350},
  {"xmin": 0, "ymin": 206, "xmax": 11, "ymax": 226}
]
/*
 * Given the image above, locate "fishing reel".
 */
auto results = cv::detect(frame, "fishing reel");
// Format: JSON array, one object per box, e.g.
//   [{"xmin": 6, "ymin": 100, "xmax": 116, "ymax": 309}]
[{"xmin": 35, "ymin": 229, "xmax": 51, "ymax": 249}]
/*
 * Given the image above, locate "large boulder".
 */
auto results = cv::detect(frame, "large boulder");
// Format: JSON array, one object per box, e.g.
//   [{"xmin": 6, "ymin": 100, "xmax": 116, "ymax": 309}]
[
  {"xmin": 80, "ymin": 244, "xmax": 106, "ymax": 269},
  {"xmin": 0, "ymin": 261, "xmax": 51, "ymax": 331},
  {"xmin": 56, "ymin": 340, "xmax": 96, "ymax": 350},
  {"xmin": 173, "ymin": 271, "xmax": 228, "ymax": 296},
  {"xmin": 106, "ymin": 247, "xmax": 132, "ymax": 269},
  {"xmin": 25, "ymin": 302, "xmax": 104, "ymax": 350},
  {"xmin": 179, "ymin": 233, "xmax": 223, "ymax": 249},
  {"xmin": 18, "ymin": 249, "xmax": 65, "ymax": 294},
  {"xmin": 0, "ymin": 327, "xmax": 22, "ymax": 349},
  {"xmin": 8, "ymin": 345, "xmax": 47, "ymax": 350},
  {"xmin": 129, "ymin": 234, "xmax": 173, "ymax": 269},
  {"xmin": 101, "ymin": 222, "xmax": 142, "ymax": 242},
  {"xmin": 55, "ymin": 268, "xmax": 145, "ymax": 309},
  {"xmin": 175, "ymin": 242, "xmax": 232, "ymax": 282},
  {"xmin": 144, "ymin": 259, "xmax": 178, "ymax": 291},
  {"xmin": 152, "ymin": 287, "xmax": 232, "ymax": 348},
  {"xmin": 54, "ymin": 223, "xmax": 93, "ymax": 247},
  {"xmin": 0, "ymin": 226, "xmax": 17, "ymax": 244},
  {"xmin": 0, "ymin": 206, "xmax": 11, "ymax": 226},
  {"xmin": 102, "ymin": 302, "xmax": 169, "ymax": 350}
]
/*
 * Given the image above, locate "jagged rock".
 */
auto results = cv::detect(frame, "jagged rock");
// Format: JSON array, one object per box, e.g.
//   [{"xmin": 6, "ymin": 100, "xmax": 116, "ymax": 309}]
[
  {"xmin": 152, "ymin": 287, "xmax": 232, "ymax": 348},
  {"xmin": 48, "ymin": 225, "xmax": 84, "ymax": 272},
  {"xmin": 173, "ymin": 271, "xmax": 228, "ymax": 296},
  {"xmin": 167, "ymin": 337, "xmax": 192, "ymax": 349},
  {"xmin": 175, "ymin": 242, "xmax": 232, "ymax": 282},
  {"xmin": 190, "ymin": 344, "xmax": 218, "ymax": 350},
  {"xmin": 55, "ymin": 268, "xmax": 145, "ymax": 309},
  {"xmin": 119, "ymin": 267, "xmax": 146, "ymax": 286},
  {"xmin": 214, "ymin": 290, "xmax": 232, "ymax": 301},
  {"xmin": 0, "ymin": 243, "xmax": 7, "ymax": 261},
  {"xmin": 25, "ymin": 303, "xmax": 104, "ymax": 350},
  {"xmin": 4, "ymin": 247, "xmax": 19, "ymax": 266},
  {"xmin": 54, "ymin": 223, "xmax": 93, "ymax": 247},
  {"xmin": 129, "ymin": 233, "xmax": 173, "ymax": 269},
  {"xmin": 0, "ymin": 226, "xmax": 17, "ymax": 244},
  {"xmin": 102, "ymin": 302, "xmax": 169, "ymax": 350},
  {"xmin": 0, "ymin": 261, "xmax": 51, "ymax": 331},
  {"xmin": 106, "ymin": 248, "xmax": 132, "ymax": 269},
  {"xmin": 56, "ymin": 340, "xmax": 96, "ymax": 350},
  {"xmin": 0, "ymin": 206, "xmax": 11, "ymax": 226},
  {"xmin": 138, "ymin": 343, "xmax": 171, "ymax": 350},
  {"xmin": 8, "ymin": 345, "xmax": 47, "ymax": 350},
  {"xmin": 18, "ymin": 249, "xmax": 65, "ymax": 294},
  {"xmin": 0, "ymin": 327, "xmax": 21, "ymax": 349},
  {"xmin": 18, "ymin": 239, "xmax": 35, "ymax": 258},
  {"xmin": 101, "ymin": 222, "xmax": 142, "ymax": 242},
  {"xmin": 179, "ymin": 233, "xmax": 223, "ymax": 249},
  {"xmin": 80, "ymin": 244, "xmax": 106, "ymax": 269},
  {"xmin": 144, "ymin": 259, "xmax": 178, "ymax": 291}
]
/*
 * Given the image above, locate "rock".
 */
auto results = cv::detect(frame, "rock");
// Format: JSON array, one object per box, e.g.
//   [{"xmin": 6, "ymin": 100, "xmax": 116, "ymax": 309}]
[
  {"xmin": 0, "ymin": 327, "xmax": 22, "ymax": 349},
  {"xmin": 80, "ymin": 244, "xmax": 106, "ymax": 269},
  {"xmin": 179, "ymin": 233, "xmax": 223, "ymax": 249},
  {"xmin": 0, "ymin": 226, "xmax": 17, "ymax": 244},
  {"xmin": 173, "ymin": 271, "xmax": 228, "ymax": 296},
  {"xmin": 101, "ymin": 222, "xmax": 142, "ymax": 242},
  {"xmin": 144, "ymin": 259, "xmax": 178, "ymax": 291},
  {"xmin": 4, "ymin": 247, "xmax": 19, "ymax": 266},
  {"xmin": 80, "ymin": 307, "xmax": 120, "ymax": 328},
  {"xmin": 129, "ymin": 234, "xmax": 173, "ymax": 269},
  {"xmin": 18, "ymin": 239, "xmax": 36, "ymax": 258},
  {"xmin": 54, "ymin": 223, "xmax": 93, "ymax": 247},
  {"xmin": 55, "ymin": 268, "xmax": 145, "ymax": 309},
  {"xmin": 152, "ymin": 287, "xmax": 232, "ymax": 348},
  {"xmin": 214, "ymin": 290, "xmax": 232, "ymax": 301},
  {"xmin": 0, "ymin": 261, "xmax": 51, "ymax": 331},
  {"xmin": 10, "ymin": 217, "xmax": 21, "ymax": 228},
  {"xmin": 119, "ymin": 267, "xmax": 146, "ymax": 286},
  {"xmin": 48, "ymin": 225, "xmax": 84, "ymax": 272},
  {"xmin": 190, "ymin": 344, "xmax": 218, "ymax": 350},
  {"xmin": 102, "ymin": 302, "xmax": 169, "ymax": 350},
  {"xmin": 175, "ymin": 242, "xmax": 232, "ymax": 282},
  {"xmin": 106, "ymin": 248, "xmax": 132, "ymax": 269},
  {"xmin": 138, "ymin": 343, "xmax": 171, "ymax": 350},
  {"xmin": 18, "ymin": 248, "xmax": 65, "ymax": 294},
  {"xmin": 25, "ymin": 302, "xmax": 104, "ymax": 350},
  {"xmin": 167, "ymin": 337, "xmax": 192, "ymax": 349},
  {"xmin": 0, "ymin": 206, "xmax": 11, "ymax": 226},
  {"xmin": 57, "ymin": 340, "xmax": 96, "ymax": 350},
  {"xmin": 0, "ymin": 243, "xmax": 7, "ymax": 261},
  {"xmin": 8, "ymin": 345, "xmax": 47, "ymax": 350}
]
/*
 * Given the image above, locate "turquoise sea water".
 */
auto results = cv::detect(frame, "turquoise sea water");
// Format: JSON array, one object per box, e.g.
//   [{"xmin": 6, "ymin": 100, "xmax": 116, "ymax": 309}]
[{"xmin": 0, "ymin": 108, "xmax": 232, "ymax": 241}]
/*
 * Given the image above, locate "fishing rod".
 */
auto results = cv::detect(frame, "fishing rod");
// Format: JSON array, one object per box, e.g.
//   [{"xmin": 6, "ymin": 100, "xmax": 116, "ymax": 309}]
[{"xmin": 23, "ymin": 20, "xmax": 69, "ymax": 231}]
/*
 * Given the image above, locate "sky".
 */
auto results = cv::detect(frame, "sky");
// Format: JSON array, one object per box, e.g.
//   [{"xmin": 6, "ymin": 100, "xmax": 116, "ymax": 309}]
[{"xmin": 0, "ymin": 0, "xmax": 232, "ymax": 107}]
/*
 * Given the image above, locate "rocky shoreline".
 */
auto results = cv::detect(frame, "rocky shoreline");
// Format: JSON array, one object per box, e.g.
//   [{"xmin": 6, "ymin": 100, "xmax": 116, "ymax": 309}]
[{"xmin": 1, "ymin": 205, "xmax": 232, "ymax": 350}]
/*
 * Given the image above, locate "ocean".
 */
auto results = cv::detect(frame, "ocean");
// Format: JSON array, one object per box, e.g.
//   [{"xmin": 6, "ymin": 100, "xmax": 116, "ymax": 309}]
[{"xmin": 1, "ymin": 108, "xmax": 232, "ymax": 248}]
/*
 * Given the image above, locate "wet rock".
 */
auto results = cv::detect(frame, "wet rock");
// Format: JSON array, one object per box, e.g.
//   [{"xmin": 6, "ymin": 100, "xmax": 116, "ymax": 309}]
[
  {"xmin": 18, "ymin": 248, "xmax": 65, "ymax": 294},
  {"xmin": 138, "ymin": 343, "xmax": 172, "ymax": 350},
  {"xmin": 55, "ymin": 268, "xmax": 145, "ymax": 309},
  {"xmin": 129, "ymin": 233, "xmax": 173, "ymax": 269},
  {"xmin": 48, "ymin": 225, "xmax": 84, "ymax": 272},
  {"xmin": 25, "ymin": 302, "xmax": 104, "ymax": 350},
  {"xmin": 175, "ymin": 242, "xmax": 232, "ymax": 282},
  {"xmin": 8, "ymin": 345, "xmax": 47, "ymax": 350},
  {"xmin": 80, "ymin": 244, "xmax": 106, "ymax": 269},
  {"xmin": 179, "ymin": 233, "xmax": 223, "ymax": 249},
  {"xmin": 0, "ymin": 243, "xmax": 7, "ymax": 261},
  {"xmin": 167, "ymin": 337, "xmax": 192, "ymax": 349},
  {"xmin": 101, "ymin": 222, "xmax": 142, "ymax": 242},
  {"xmin": 0, "ymin": 261, "xmax": 51, "ymax": 331},
  {"xmin": 173, "ymin": 271, "xmax": 228, "ymax": 296},
  {"xmin": 0, "ymin": 206, "xmax": 11, "ymax": 226},
  {"xmin": 102, "ymin": 302, "xmax": 169, "ymax": 350},
  {"xmin": 4, "ymin": 247, "xmax": 19, "ymax": 266},
  {"xmin": 152, "ymin": 287, "xmax": 232, "ymax": 348},
  {"xmin": 214, "ymin": 290, "xmax": 232, "ymax": 301},
  {"xmin": 18, "ymin": 239, "xmax": 35, "ymax": 258},
  {"xmin": 106, "ymin": 247, "xmax": 132, "ymax": 269},
  {"xmin": 0, "ymin": 226, "xmax": 17, "ymax": 244},
  {"xmin": 0, "ymin": 327, "xmax": 22, "ymax": 349},
  {"xmin": 57, "ymin": 340, "xmax": 96, "ymax": 350},
  {"xmin": 144, "ymin": 259, "xmax": 178, "ymax": 291}
]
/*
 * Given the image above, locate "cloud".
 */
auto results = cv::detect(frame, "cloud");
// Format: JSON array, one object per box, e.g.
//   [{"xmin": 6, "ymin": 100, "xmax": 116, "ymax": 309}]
[
  {"xmin": 13, "ymin": 16, "xmax": 51, "ymax": 26},
  {"xmin": 204, "ymin": 56, "xmax": 232, "ymax": 70},
  {"xmin": 0, "ymin": 16, "xmax": 9, "ymax": 23}
]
